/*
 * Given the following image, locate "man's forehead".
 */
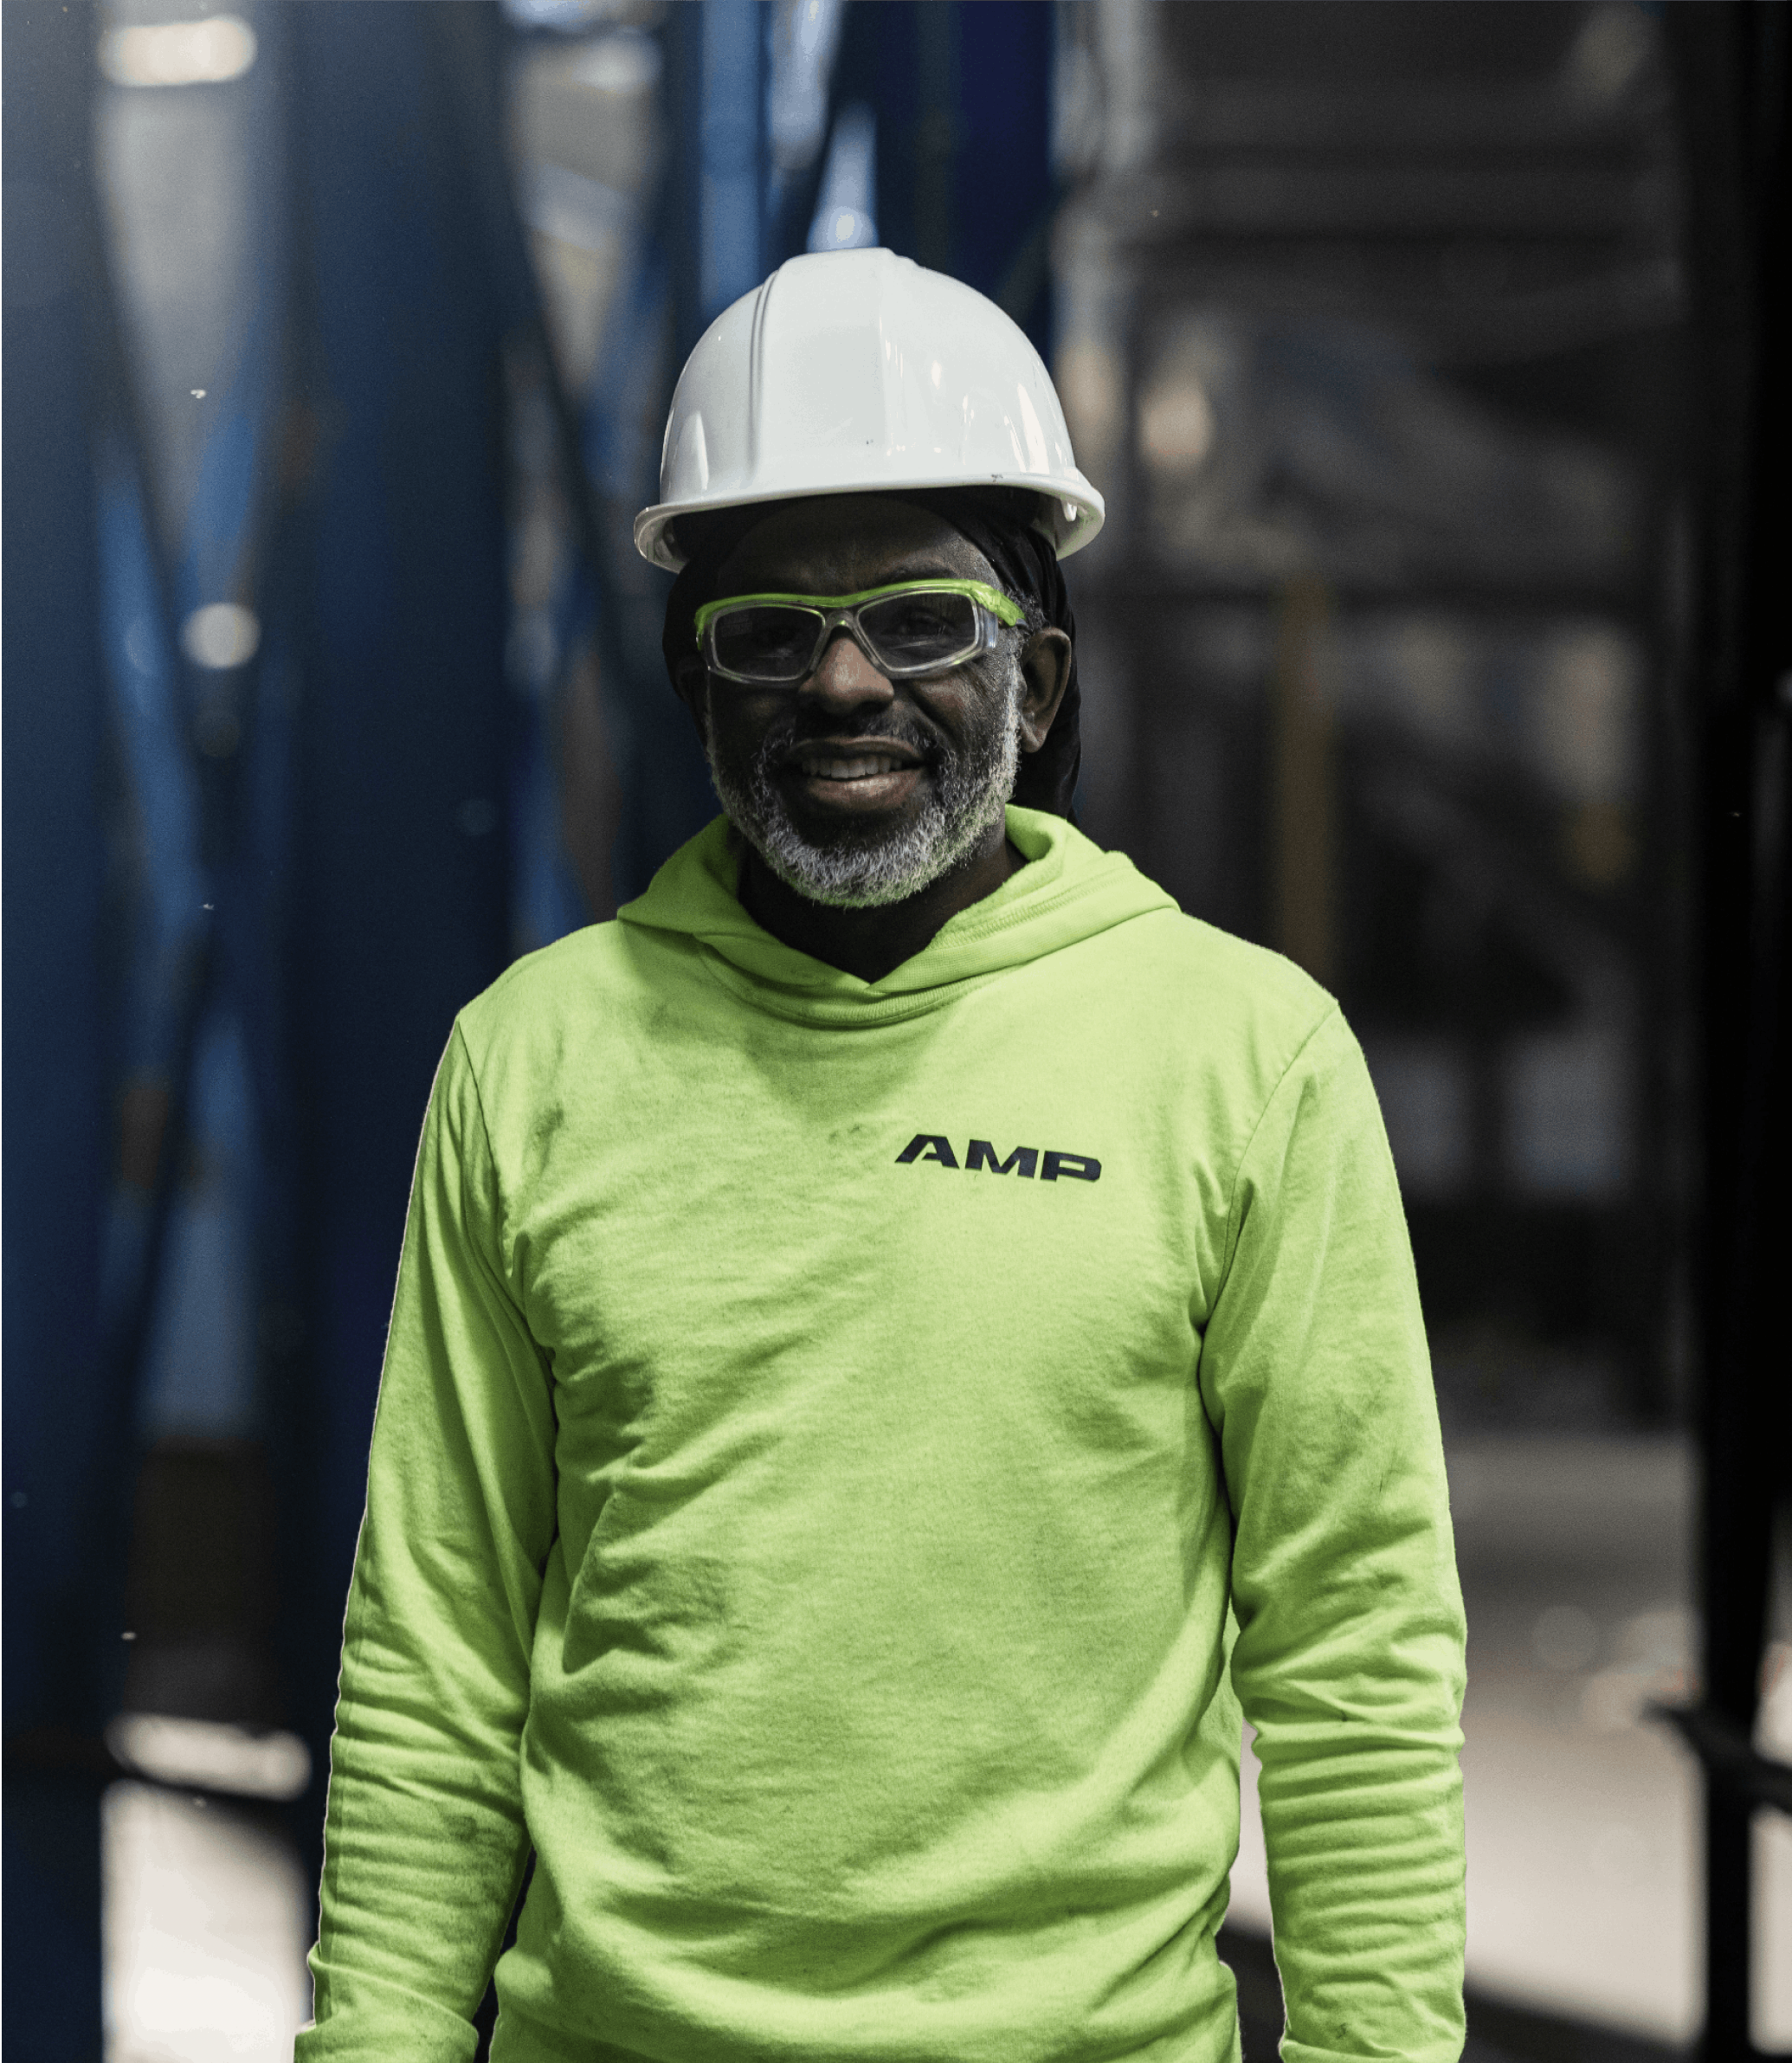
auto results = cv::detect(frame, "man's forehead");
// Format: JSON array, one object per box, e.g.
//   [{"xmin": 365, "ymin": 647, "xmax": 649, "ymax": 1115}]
[{"xmin": 714, "ymin": 495, "xmax": 993, "ymax": 596}]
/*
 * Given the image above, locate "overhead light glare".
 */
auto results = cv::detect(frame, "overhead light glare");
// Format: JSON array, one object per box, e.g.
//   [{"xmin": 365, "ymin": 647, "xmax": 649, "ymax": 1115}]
[
  {"xmin": 100, "ymin": 16, "xmax": 257, "ymax": 88},
  {"xmin": 568, "ymin": 29, "xmax": 661, "ymax": 96},
  {"xmin": 1137, "ymin": 376, "xmax": 1216, "ymax": 479},
  {"xmin": 106, "ymin": 1714, "xmax": 312, "ymax": 1802},
  {"xmin": 181, "ymin": 602, "xmax": 261, "ymax": 670},
  {"xmin": 806, "ymin": 103, "xmax": 877, "ymax": 253}
]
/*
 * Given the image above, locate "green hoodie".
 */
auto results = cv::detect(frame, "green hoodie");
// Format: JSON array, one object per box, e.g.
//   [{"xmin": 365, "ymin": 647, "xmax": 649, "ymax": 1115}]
[{"xmin": 300, "ymin": 807, "xmax": 1466, "ymax": 2063}]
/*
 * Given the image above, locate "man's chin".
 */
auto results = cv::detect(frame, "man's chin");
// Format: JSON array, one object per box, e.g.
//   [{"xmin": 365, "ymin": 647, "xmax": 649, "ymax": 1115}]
[
  {"xmin": 749, "ymin": 827, "xmax": 946, "ymax": 910},
  {"xmin": 737, "ymin": 799, "xmax": 1001, "ymax": 911},
  {"xmin": 771, "ymin": 780, "xmax": 932, "ymax": 861}
]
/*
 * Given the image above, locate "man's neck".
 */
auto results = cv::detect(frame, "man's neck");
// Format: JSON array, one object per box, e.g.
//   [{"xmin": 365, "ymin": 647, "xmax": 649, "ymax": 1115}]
[{"xmin": 735, "ymin": 825, "xmax": 1026, "ymax": 984}]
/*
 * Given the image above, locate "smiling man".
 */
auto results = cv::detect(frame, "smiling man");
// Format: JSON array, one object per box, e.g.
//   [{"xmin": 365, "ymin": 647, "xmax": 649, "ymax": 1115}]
[{"xmin": 300, "ymin": 251, "xmax": 1467, "ymax": 2063}]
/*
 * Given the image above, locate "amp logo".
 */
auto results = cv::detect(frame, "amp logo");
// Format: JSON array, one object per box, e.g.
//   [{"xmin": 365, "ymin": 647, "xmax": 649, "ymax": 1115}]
[{"xmin": 894, "ymin": 1134, "xmax": 1101, "ymax": 1183}]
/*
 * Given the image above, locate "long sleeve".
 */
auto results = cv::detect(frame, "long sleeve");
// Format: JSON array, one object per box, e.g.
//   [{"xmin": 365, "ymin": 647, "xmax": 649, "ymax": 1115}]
[
  {"xmin": 1200, "ymin": 1007, "xmax": 1466, "ymax": 2062},
  {"xmin": 298, "ymin": 1023, "xmax": 558, "ymax": 2063}
]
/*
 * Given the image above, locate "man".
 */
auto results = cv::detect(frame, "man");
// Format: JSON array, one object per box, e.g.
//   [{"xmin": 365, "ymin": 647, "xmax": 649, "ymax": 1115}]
[{"xmin": 300, "ymin": 249, "xmax": 1466, "ymax": 2063}]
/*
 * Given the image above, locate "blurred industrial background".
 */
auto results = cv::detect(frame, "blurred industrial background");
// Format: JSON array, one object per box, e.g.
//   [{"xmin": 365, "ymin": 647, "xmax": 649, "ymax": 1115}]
[{"xmin": 3, "ymin": 3, "xmax": 1786, "ymax": 2060}]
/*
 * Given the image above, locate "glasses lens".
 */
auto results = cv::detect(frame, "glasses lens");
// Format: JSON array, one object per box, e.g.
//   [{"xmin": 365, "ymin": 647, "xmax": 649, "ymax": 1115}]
[
  {"xmin": 710, "ymin": 604, "xmax": 822, "ymax": 682},
  {"xmin": 857, "ymin": 590, "xmax": 981, "ymax": 673}
]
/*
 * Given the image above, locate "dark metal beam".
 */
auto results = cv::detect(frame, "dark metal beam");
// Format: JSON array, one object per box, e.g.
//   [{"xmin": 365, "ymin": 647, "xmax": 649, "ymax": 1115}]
[
  {"xmin": 1660, "ymin": 3, "xmax": 1791, "ymax": 2055},
  {"xmin": 277, "ymin": 0, "xmax": 516, "ymax": 1889},
  {"xmin": 3, "ymin": 4, "xmax": 113, "ymax": 2054}
]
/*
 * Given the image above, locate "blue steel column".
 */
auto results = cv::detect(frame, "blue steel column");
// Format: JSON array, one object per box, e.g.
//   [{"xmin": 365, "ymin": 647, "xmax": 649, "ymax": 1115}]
[
  {"xmin": 668, "ymin": 1, "xmax": 764, "ymax": 361},
  {"xmin": 828, "ymin": 0, "xmax": 1054, "ymax": 352},
  {"xmin": 699, "ymin": 0, "xmax": 766, "ymax": 327},
  {"xmin": 590, "ymin": 0, "xmax": 767, "ymax": 906},
  {"xmin": 280, "ymin": 1, "xmax": 515, "ymax": 1871},
  {"xmin": 94, "ymin": 0, "xmax": 292, "ymax": 1731},
  {"xmin": 2, "ymin": 5, "xmax": 113, "ymax": 2056}
]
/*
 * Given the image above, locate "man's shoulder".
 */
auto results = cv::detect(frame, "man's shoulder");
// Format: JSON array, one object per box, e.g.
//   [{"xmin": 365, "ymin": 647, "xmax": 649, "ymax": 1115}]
[
  {"xmin": 1092, "ymin": 897, "xmax": 1339, "ymax": 1072},
  {"xmin": 454, "ymin": 918, "xmax": 674, "ymax": 1065}
]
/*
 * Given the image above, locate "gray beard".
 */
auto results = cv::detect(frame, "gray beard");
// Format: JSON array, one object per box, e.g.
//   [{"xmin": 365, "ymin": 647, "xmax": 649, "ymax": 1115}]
[{"xmin": 704, "ymin": 669, "xmax": 1022, "ymax": 911}]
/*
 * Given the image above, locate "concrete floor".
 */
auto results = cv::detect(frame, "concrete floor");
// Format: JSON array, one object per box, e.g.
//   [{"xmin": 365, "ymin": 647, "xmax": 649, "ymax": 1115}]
[
  {"xmin": 102, "ymin": 1434, "xmax": 1789, "ymax": 2060},
  {"xmin": 103, "ymin": 1783, "xmax": 311, "ymax": 2063}
]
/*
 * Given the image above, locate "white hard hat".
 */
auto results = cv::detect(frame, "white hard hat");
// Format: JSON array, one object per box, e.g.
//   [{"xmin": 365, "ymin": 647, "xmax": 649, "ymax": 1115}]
[{"xmin": 633, "ymin": 248, "xmax": 1104, "ymax": 571}]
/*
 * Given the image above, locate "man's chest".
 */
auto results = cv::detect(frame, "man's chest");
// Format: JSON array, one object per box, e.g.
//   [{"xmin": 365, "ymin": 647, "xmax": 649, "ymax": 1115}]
[
  {"xmin": 508, "ymin": 1017, "xmax": 1212, "ymax": 1446},
  {"xmin": 503, "ymin": 1013, "xmax": 1237, "ymax": 1690}
]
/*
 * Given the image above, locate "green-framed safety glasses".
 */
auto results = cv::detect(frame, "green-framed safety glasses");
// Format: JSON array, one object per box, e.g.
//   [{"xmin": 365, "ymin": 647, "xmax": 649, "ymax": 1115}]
[{"xmin": 694, "ymin": 579, "xmax": 1026, "ymax": 687}]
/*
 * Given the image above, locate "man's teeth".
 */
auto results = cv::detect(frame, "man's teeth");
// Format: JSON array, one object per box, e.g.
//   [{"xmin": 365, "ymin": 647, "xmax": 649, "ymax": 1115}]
[{"xmin": 796, "ymin": 754, "xmax": 907, "ymax": 780}]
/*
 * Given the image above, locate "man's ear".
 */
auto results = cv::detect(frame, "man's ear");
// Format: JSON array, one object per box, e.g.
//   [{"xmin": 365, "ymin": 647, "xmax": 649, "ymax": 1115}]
[
  {"xmin": 672, "ymin": 656, "xmax": 709, "ymax": 746},
  {"xmin": 1016, "ymin": 628, "xmax": 1073, "ymax": 754}
]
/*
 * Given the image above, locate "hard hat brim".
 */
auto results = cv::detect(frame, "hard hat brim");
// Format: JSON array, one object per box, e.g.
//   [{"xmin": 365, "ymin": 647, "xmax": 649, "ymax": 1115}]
[{"xmin": 633, "ymin": 474, "xmax": 1105, "ymax": 574}]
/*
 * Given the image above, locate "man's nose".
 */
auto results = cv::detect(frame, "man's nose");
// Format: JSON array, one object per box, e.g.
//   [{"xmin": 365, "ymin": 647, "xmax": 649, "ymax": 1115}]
[{"xmin": 801, "ymin": 627, "xmax": 893, "ymax": 708}]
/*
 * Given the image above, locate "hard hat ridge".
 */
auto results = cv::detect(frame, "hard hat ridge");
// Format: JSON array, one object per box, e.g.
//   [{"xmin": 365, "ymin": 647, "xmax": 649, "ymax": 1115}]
[{"xmin": 634, "ymin": 248, "xmax": 1104, "ymax": 571}]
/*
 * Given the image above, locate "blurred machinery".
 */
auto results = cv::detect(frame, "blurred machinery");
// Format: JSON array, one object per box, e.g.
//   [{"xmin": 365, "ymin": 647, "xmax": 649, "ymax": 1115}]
[
  {"xmin": 1047, "ymin": 20, "xmax": 1789, "ymax": 2044},
  {"xmin": 1054, "ymin": 0, "xmax": 1688, "ymax": 1432}
]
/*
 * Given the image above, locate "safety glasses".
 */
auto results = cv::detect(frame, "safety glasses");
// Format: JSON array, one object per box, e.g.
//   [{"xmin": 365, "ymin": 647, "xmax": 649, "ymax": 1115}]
[{"xmin": 694, "ymin": 578, "xmax": 1025, "ymax": 687}]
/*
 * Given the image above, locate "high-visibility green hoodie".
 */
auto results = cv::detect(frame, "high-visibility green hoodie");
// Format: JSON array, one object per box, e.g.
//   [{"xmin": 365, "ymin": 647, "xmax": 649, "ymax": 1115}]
[{"xmin": 300, "ymin": 806, "xmax": 1466, "ymax": 2063}]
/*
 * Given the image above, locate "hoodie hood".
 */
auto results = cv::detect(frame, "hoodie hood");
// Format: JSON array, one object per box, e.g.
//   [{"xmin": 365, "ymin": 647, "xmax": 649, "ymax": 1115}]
[{"xmin": 616, "ymin": 806, "xmax": 1177, "ymax": 1027}]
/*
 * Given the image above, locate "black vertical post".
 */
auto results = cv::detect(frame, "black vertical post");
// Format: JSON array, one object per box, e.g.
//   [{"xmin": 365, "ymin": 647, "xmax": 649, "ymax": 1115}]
[
  {"xmin": 2, "ymin": 5, "xmax": 113, "ymax": 2057},
  {"xmin": 1662, "ymin": 3, "xmax": 1791, "ymax": 2054}
]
